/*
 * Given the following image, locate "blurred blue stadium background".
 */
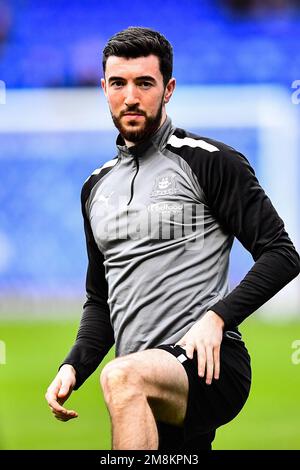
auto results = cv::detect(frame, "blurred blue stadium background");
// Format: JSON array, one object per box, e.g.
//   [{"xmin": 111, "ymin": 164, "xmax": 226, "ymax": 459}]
[{"xmin": 0, "ymin": 0, "xmax": 299, "ymax": 316}]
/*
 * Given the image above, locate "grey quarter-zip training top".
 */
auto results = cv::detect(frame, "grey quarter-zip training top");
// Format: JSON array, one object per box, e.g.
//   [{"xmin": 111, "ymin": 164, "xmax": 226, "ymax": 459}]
[{"xmin": 62, "ymin": 115, "xmax": 300, "ymax": 389}]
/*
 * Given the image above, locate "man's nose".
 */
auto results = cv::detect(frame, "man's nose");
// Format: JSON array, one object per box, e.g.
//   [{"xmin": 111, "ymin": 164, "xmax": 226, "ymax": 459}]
[{"xmin": 124, "ymin": 85, "xmax": 140, "ymax": 107}]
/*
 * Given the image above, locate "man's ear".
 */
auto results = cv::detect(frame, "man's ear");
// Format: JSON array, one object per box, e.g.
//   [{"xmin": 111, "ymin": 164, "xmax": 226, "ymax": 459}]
[
  {"xmin": 101, "ymin": 78, "xmax": 107, "ymax": 96},
  {"xmin": 164, "ymin": 78, "xmax": 176, "ymax": 104}
]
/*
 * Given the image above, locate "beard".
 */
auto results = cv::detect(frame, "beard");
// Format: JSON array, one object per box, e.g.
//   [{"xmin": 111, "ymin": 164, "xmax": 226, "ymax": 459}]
[{"xmin": 111, "ymin": 96, "xmax": 164, "ymax": 144}]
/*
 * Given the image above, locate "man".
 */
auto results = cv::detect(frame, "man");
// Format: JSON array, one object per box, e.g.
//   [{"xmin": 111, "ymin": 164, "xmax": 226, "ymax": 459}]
[{"xmin": 45, "ymin": 27, "xmax": 300, "ymax": 450}]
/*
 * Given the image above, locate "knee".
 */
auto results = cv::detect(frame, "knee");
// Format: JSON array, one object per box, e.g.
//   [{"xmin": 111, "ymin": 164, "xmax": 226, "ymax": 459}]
[
  {"xmin": 100, "ymin": 360, "xmax": 129, "ymax": 390},
  {"xmin": 100, "ymin": 359, "xmax": 144, "ymax": 406}
]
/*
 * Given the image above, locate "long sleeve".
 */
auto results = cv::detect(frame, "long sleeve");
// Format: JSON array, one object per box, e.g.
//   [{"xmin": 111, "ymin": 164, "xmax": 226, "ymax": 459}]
[
  {"xmin": 192, "ymin": 145, "xmax": 300, "ymax": 328},
  {"xmin": 60, "ymin": 183, "xmax": 115, "ymax": 390}
]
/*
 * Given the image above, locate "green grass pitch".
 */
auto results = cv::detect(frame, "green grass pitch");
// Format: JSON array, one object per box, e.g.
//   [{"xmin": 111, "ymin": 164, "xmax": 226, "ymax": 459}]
[{"xmin": 0, "ymin": 317, "xmax": 299, "ymax": 449}]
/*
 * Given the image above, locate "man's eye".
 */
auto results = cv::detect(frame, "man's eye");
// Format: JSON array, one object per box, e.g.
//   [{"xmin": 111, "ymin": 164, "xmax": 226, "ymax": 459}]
[
  {"xmin": 139, "ymin": 82, "xmax": 153, "ymax": 88},
  {"xmin": 111, "ymin": 81, "xmax": 124, "ymax": 87}
]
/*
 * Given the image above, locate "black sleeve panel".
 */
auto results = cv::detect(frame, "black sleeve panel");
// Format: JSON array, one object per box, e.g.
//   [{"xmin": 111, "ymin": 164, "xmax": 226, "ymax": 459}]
[
  {"xmin": 174, "ymin": 137, "xmax": 300, "ymax": 328},
  {"xmin": 60, "ymin": 177, "xmax": 115, "ymax": 390}
]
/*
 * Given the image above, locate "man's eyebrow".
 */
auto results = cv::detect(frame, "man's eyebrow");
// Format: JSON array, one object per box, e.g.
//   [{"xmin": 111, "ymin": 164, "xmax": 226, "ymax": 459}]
[
  {"xmin": 135, "ymin": 76, "xmax": 157, "ymax": 82},
  {"xmin": 108, "ymin": 75, "xmax": 157, "ymax": 83},
  {"xmin": 108, "ymin": 76, "xmax": 125, "ymax": 83}
]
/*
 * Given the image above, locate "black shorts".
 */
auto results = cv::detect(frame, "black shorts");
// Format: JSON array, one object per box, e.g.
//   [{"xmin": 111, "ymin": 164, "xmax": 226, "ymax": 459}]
[{"xmin": 154, "ymin": 331, "xmax": 251, "ymax": 450}]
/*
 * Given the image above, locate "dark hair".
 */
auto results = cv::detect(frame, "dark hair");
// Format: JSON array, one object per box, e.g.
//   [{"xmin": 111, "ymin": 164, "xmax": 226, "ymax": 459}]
[{"xmin": 102, "ymin": 27, "xmax": 173, "ymax": 87}]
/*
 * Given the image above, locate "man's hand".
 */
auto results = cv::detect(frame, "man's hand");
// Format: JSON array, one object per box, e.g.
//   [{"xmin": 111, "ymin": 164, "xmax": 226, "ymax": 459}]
[
  {"xmin": 175, "ymin": 310, "xmax": 225, "ymax": 385},
  {"xmin": 45, "ymin": 364, "xmax": 78, "ymax": 421}
]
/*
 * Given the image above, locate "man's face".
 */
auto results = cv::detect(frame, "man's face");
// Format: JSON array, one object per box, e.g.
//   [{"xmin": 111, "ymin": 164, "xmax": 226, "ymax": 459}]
[{"xmin": 101, "ymin": 54, "xmax": 174, "ymax": 144}]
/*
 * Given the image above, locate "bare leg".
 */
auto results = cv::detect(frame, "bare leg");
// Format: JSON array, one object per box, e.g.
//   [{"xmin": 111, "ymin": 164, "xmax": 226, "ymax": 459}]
[
  {"xmin": 100, "ymin": 349, "xmax": 189, "ymax": 450},
  {"xmin": 102, "ymin": 365, "xmax": 158, "ymax": 449}
]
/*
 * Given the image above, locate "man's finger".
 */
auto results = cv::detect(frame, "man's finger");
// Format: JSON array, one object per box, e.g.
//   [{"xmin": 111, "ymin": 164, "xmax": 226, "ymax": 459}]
[
  {"xmin": 51, "ymin": 406, "xmax": 78, "ymax": 419},
  {"xmin": 51, "ymin": 405, "xmax": 78, "ymax": 417},
  {"xmin": 46, "ymin": 392, "xmax": 67, "ymax": 414},
  {"xmin": 205, "ymin": 346, "xmax": 214, "ymax": 385},
  {"xmin": 184, "ymin": 343, "xmax": 195, "ymax": 360},
  {"xmin": 46, "ymin": 390, "xmax": 78, "ymax": 417},
  {"xmin": 54, "ymin": 412, "xmax": 78, "ymax": 421},
  {"xmin": 213, "ymin": 345, "xmax": 221, "ymax": 380},
  {"xmin": 196, "ymin": 343, "xmax": 206, "ymax": 378},
  {"xmin": 58, "ymin": 385, "xmax": 70, "ymax": 398}
]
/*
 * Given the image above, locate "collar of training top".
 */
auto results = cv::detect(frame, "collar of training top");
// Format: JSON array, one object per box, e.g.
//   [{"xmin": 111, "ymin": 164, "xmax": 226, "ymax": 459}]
[{"xmin": 116, "ymin": 115, "xmax": 174, "ymax": 159}]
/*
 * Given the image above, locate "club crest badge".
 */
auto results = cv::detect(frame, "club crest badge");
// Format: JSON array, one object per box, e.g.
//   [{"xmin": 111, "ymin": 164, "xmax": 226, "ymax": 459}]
[{"xmin": 150, "ymin": 175, "xmax": 177, "ymax": 197}]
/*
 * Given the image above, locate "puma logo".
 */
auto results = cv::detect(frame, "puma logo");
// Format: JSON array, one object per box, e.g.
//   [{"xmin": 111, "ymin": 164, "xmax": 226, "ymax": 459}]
[{"xmin": 98, "ymin": 191, "xmax": 114, "ymax": 206}]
